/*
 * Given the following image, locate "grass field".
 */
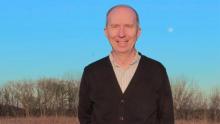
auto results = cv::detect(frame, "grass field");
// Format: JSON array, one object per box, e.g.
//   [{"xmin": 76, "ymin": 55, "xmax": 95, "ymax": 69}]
[
  {"xmin": 0, "ymin": 117, "xmax": 79, "ymax": 124},
  {"xmin": 176, "ymin": 120, "xmax": 220, "ymax": 124},
  {"xmin": 0, "ymin": 117, "xmax": 219, "ymax": 124}
]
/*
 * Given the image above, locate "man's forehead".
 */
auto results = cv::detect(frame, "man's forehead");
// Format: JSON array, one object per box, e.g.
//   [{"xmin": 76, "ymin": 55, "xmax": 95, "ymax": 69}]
[
  {"xmin": 105, "ymin": 5, "xmax": 140, "ymax": 27},
  {"xmin": 108, "ymin": 6, "xmax": 136, "ymax": 16},
  {"xmin": 107, "ymin": 7, "xmax": 138, "ymax": 26}
]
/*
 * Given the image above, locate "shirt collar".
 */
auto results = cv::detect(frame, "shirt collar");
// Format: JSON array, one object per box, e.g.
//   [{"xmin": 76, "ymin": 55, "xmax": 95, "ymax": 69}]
[{"xmin": 109, "ymin": 51, "xmax": 141, "ymax": 68}]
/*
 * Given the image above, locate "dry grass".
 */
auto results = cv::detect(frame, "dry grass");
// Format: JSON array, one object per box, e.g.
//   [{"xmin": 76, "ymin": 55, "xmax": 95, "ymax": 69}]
[
  {"xmin": 175, "ymin": 120, "xmax": 220, "ymax": 124},
  {"xmin": 0, "ymin": 116, "xmax": 79, "ymax": 124},
  {"xmin": 0, "ymin": 117, "xmax": 220, "ymax": 124}
]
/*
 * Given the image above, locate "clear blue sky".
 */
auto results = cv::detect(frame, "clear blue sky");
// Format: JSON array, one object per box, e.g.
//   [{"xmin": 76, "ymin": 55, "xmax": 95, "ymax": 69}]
[{"xmin": 0, "ymin": 0, "xmax": 219, "ymax": 92}]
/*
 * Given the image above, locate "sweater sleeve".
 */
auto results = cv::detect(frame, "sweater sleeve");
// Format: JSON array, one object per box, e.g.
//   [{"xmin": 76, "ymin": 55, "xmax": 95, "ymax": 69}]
[
  {"xmin": 158, "ymin": 67, "xmax": 174, "ymax": 124},
  {"xmin": 78, "ymin": 67, "xmax": 93, "ymax": 124}
]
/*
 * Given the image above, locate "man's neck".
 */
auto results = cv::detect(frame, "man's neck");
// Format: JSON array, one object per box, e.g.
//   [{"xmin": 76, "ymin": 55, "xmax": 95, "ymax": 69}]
[{"xmin": 111, "ymin": 49, "xmax": 137, "ymax": 69}]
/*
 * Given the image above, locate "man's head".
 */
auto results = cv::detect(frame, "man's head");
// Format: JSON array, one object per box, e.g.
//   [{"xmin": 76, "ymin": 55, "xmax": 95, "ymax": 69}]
[
  {"xmin": 104, "ymin": 5, "xmax": 141, "ymax": 54},
  {"xmin": 105, "ymin": 5, "xmax": 140, "ymax": 27}
]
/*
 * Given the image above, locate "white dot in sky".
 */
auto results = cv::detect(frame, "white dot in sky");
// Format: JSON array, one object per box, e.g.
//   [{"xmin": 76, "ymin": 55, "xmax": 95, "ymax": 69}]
[{"xmin": 168, "ymin": 27, "xmax": 174, "ymax": 33}]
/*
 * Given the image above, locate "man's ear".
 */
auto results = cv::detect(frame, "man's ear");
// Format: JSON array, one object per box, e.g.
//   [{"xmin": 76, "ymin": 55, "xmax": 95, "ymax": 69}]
[
  {"xmin": 104, "ymin": 28, "xmax": 108, "ymax": 37},
  {"xmin": 137, "ymin": 27, "xmax": 141, "ymax": 37}
]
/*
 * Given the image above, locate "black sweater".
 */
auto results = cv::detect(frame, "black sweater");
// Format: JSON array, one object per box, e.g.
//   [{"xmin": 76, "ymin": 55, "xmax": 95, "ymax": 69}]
[{"xmin": 78, "ymin": 54, "xmax": 174, "ymax": 124}]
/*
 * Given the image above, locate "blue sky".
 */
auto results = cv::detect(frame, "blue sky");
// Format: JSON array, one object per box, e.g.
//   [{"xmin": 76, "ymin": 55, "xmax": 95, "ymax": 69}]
[{"xmin": 0, "ymin": 0, "xmax": 219, "ymax": 92}]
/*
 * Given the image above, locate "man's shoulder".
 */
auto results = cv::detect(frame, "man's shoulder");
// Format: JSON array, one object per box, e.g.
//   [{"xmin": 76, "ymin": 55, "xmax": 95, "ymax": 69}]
[
  {"xmin": 140, "ymin": 54, "xmax": 166, "ymax": 71},
  {"xmin": 84, "ymin": 56, "xmax": 109, "ymax": 71}
]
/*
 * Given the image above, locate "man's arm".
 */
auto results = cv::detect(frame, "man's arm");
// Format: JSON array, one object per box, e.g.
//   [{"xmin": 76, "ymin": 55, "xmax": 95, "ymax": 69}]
[
  {"xmin": 158, "ymin": 68, "xmax": 174, "ymax": 124},
  {"xmin": 78, "ymin": 68, "xmax": 93, "ymax": 124}
]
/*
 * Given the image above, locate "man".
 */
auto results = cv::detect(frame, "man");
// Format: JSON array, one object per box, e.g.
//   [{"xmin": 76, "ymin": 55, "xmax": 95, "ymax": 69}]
[{"xmin": 78, "ymin": 5, "xmax": 174, "ymax": 124}]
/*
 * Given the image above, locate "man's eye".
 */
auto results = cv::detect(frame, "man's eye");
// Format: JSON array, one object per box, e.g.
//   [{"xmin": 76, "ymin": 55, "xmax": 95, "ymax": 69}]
[
  {"xmin": 125, "ymin": 25, "xmax": 134, "ymax": 28},
  {"xmin": 110, "ymin": 25, "xmax": 119, "ymax": 28}
]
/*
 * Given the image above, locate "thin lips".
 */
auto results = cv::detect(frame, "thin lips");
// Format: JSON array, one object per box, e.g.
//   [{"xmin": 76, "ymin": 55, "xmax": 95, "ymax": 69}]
[{"xmin": 116, "ymin": 40, "xmax": 128, "ymax": 43}]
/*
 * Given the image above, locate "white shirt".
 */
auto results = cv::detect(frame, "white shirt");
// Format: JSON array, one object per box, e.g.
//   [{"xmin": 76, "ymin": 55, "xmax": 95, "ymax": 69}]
[{"xmin": 109, "ymin": 52, "xmax": 141, "ymax": 93}]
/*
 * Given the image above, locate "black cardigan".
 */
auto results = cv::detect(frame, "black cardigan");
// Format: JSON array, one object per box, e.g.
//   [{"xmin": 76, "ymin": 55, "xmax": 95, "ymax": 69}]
[{"xmin": 78, "ymin": 54, "xmax": 174, "ymax": 124}]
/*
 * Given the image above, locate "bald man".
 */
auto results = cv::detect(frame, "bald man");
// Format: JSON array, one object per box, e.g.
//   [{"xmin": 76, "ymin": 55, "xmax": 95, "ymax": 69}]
[{"xmin": 78, "ymin": 5, "xmax": 174, "ymax": 124}]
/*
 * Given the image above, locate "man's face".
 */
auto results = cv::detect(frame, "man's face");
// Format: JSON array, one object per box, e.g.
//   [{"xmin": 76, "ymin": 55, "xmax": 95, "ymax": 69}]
[{"xmin": 105, "ymin": 7, "xmax": 141, "ymax": 54}]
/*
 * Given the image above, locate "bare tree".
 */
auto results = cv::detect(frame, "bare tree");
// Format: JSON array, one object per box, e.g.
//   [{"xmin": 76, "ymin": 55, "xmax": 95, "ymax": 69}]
[
  {"xmin": 209, "ymin": 87, "xmax": 220, "ymax": 122},
  {"xmin": 0, "ymin": 78, "xmax": 80, "ymax": 117},
  {"xmin": 66, "ymin": 80, "xmax": 79, "ymax": 116},
  {"xmin": 171, "ymin": 77, "xmax": 207, "ymax": 120},
  {"xmin": 37, "ymin": 78, "xmax": 57, "ymax": 116},
  {"xmin": 13, "ymin": 80, "xmax": 35, "ymax": 117},
  {"xmin": 36, "ymin": 78, "xmax": 79, "ymax": 116}
]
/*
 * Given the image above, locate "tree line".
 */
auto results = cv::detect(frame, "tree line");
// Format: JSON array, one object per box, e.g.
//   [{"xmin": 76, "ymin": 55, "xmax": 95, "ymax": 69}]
[
  {"xmin": 0, "ymin": 78, "xmax": 79, "ymax": 117},
  {"xmin": 172, "ymin": 78, "xmax": 220, "ymax": 122},
  {"xmin": 0, "ymin": 77, "xmax": 219, "ymax": 122}
]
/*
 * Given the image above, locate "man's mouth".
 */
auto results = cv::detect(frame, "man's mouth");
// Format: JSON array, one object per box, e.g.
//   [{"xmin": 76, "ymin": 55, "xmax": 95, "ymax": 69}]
[
  {"xmin": 116, "ymin": 40, "xmax": 129, "ymax": 47},
  {"xmin": 116, "ymin": 40, "xmax": 128, "ymax": 43}
]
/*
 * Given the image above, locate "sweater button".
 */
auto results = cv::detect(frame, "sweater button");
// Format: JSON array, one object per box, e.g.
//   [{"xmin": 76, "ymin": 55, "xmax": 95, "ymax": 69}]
[
  {"xmin": 121, "ymin": 99, "xmax": 124, "ymax": 103},
  {"xmin": 119, "ymin": 116, "xmax": 124, "ymax": 120}
]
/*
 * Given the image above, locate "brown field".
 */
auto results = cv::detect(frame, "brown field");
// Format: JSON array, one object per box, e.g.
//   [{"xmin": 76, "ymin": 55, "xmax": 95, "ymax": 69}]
[
  {"xmin": 0, "ymin": 117, "xmax": 79, "ymax": 124},
  {"xmin": 176, "ymin": 120, "xmax": 220, "ymax": 124},
  {"xmin": 0, "ymin": 117, "xmax": 219, "ymax": 124}
]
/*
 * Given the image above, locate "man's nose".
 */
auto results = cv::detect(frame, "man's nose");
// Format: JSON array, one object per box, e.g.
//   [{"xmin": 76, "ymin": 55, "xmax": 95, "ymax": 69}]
[{"xmin": 118, "ymin": 27, "xmax": 125, "ymax": 38}]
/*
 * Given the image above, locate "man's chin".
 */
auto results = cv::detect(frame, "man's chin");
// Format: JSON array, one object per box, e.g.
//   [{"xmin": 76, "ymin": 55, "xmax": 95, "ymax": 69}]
[{"xmin": 114, "ymin": 49, "xmax": 130, "ymax": 54}]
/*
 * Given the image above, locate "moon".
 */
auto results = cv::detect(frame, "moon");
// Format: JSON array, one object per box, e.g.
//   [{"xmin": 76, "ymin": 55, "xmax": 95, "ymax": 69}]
[{"xmin": 168, "ymin": 27, "xmax": 174, "ymax": 33}]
